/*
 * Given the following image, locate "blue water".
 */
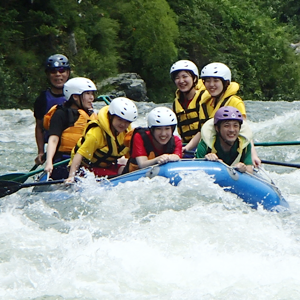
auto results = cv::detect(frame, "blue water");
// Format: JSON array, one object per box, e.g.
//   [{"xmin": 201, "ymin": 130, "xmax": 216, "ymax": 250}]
[{"xmin": 0, "ymin": 101, "xmax": 300, "ymax": 299}]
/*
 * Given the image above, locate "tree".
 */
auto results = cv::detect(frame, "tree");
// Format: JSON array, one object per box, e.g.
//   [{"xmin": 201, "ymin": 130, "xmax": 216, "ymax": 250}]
[
  {"xmin": 167, "ymin": 0, "xmax": 300, "ymax": 100},
  {"xmin": 106, "ymin": 0, "xmax": 179, "ymax": 102},
  {"xmin": 0, "ymin": 0, "xmax": 120, "ymax": 108}
]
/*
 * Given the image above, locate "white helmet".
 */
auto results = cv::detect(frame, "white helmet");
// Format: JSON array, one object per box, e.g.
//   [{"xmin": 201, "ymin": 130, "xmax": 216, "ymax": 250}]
[
  {"xmin": 147, "ymin": 107, "xmax": 177, "ymax": 128},
  {"xmin": 170, "ymin": 60, "xmax": 199, "ymax": 78},
  {"xmin": 108, "ymin": 97, "xmax": 138, "ymax": 122},
  {"xmin": 64, "ymin": 77, "xmax": 97, "ymax": 100},
  {"xmin": 200, "ymin": 62, "xmax": 231, "ymax": 82}
]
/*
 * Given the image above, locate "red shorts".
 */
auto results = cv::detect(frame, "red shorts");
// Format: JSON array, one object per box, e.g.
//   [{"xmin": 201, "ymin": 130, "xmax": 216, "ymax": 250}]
[{"xmin": 89, "ymin": 164, "xmax": 123, "ymax": 177}]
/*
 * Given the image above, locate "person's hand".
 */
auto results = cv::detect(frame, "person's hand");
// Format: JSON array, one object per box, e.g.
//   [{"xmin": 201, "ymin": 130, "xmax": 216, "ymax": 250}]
[
  {"xmin": 168, "ymin": 154, "xmax": 180, "ymax": 162},
  {"xmin": 234, "ymin": 162, "xmax": 247, "ymax": 173},
  {"xmin": 35, "ymin": 153, "xmax": 45, "ymax": 165},
  {"xmin": 252, "ymin": 155, "xmax": 261, "ymax": 168},
  {"xmin": 182, "ymin": 145, "xmax": 188, "ymax": 154},
  {"xmin": 65, "ymin": 177, "xmax": 75, "ymax": 184},
  {"xmin": 44, "ymin": 161, "xmax": 53, "ymax": 175},
  {"xmin": 157, "ymin": 154, "xmax": 171, "ymax": 165},
  {"xmin": 205, "ymin": 153, "xmax": 219, "ymax": 161}
]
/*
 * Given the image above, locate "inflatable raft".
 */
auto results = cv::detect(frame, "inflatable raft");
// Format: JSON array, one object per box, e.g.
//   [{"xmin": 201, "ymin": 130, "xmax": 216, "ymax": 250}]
[
  {"xmin": 105, "ymin": 159, "xmax": 289, "ymax": 211},
  {"xmin": 35, "ymin": 159, "xmax": 289, "ymax": 211}
]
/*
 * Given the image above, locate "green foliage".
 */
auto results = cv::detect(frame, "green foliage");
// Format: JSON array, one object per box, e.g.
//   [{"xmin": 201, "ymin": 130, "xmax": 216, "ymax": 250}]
[
  {"xmin": 167, "ymin": 0, "xmax": 300, "ymax": 100},
  {"xmin": 1, "ymin": 0, "xmax": 300, "ymax": 107},
  {"xmin": 0, "ymin": 0, "xmax": 120, "ymax": 108},
  {"xmin": 106, "ymin": 0, "xmax": 179, "ymax": 102}
]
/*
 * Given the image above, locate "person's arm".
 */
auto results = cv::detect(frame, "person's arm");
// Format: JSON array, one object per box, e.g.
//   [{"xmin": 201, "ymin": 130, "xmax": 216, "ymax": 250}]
[
  {"xmin": 173, "ymin": 136, "xmax": 183, "ymax": 158},
  {"xmin": 238, "ymin": 106, "xmax": 260, "ymax": 167},
  {"xmin": 235, "ymin": 143, "xmax": 253, "ymax": 173},
  {"xmin": 195, "ymin": 139, "xmax": 209, "ymax": 158},
  {"xmin": 34, "ymin": 92, "xmax": 47, "ymax": 165},
  {"xmin": 44, "ymin": 135, "xmax": 60, "ymax": 174},
  {"xmin": 35, "ymin": 119, "xmax": 46, "ymax": 165},
  {"xmin": 182, "ymin": 131, "xmax": 201, "ymax": 153},
  {"xmin": 136, "ymin": 153, "xmax": 179, "ymax": 169},
  {"xmin": 136, "ymin": 156, "xmax": 160, "ymax": 168},
  {"xmin": 250, "ymin": 140, "xmax": 261, "ymax": 167},
  {"xmin": 65, "ymin": 153, "xmax": 83, "ymax": 183}
]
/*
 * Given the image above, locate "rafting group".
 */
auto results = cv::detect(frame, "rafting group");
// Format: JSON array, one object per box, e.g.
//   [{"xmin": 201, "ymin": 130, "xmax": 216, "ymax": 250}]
[{"xmin": 33, "ymin": 54, "xmax": 261, "ymax": 184}]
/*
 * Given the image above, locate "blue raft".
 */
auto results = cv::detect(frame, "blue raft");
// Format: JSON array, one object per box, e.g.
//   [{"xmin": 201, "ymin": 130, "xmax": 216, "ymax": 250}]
[
  {"xmin": 36, "ymin": 159, "xmax": 289, "ymax": 211},
  {"xmin": 106, "ymin": 159, "xmax": 289, "ymax": 211}
]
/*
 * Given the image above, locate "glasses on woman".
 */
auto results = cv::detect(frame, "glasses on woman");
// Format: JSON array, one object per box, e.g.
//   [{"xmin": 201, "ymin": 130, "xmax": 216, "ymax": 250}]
[{"xmin": 49, "ymin": 67, "xmax": 69, "ymax": 74}]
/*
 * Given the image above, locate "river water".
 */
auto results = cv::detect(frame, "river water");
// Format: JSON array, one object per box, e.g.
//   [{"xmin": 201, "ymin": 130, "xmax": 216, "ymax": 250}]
[{"xmin": 0, "ymin": 101, "xmax": 300, "ymax": 299}]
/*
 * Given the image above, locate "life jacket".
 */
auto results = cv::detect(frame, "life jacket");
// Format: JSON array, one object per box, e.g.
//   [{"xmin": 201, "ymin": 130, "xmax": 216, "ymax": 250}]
[
  {"xmin": 122, "ymin": 127, "xmax": 176, "ymax": 173},
  {"xmin": 201, "ymin": 118, "xmax": 253, "ymax": 166},
  {"xmin": 173, "ymin": 88, "xmax": 205, "ymax": 143},
  {"xmin": 73, "ymin": 106, "xmax": 130, "ymax": 168},
  {"xmin": 43, "ymin": 105, "xmax": 97, "ymax": 153},
  {"xmin": 43, "ymin": 89, "xmax": 66, "ymax": 143},
  {"xmin": 45, "ymin": 89, "xmax": 66, "ymax": 114},
  {"xmin": 199, "ymin": 82, "xmax": 245, "ymax": 126}
]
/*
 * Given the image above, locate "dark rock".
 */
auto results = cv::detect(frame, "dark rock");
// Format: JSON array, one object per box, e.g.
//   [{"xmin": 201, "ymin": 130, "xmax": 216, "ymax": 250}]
[{"xmin": 98, "ymin": 73, "xmax": 149, "ymax": 102}]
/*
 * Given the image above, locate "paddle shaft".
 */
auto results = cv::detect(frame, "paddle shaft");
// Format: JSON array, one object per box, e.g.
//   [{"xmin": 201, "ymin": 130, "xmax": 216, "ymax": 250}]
[
  {"xmin": 261, "ymin": 159, "xmax": 300, "ymax": 168},
  {"xmin": 254, "ymin": 141, "xmax": 300, "ymax": 146},
  {"xmin": 12, "ymin": 158, "xmax": 70, "ymax": 182},
  {"xmin": 21, "ymin": 179, "xmax": 65, "ymax": 188},
  {"xmin": 184, "ymin": 152, "xmax": 300, "ymax": 169}
]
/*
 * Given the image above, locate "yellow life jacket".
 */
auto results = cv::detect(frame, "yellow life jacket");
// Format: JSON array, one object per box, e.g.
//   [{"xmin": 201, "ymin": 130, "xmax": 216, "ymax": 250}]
[
  {"xmin": 201, "ymin": 118, "xmax": 253, "ymax": 166},
  {"xmin": 199, "ymin": 82, "xmax": 245, "ymax": 126},
  {"xmin": 73, "ymin": 106, "xmax": 131, "ymax": 168},
  {"xmin": 173, "ymin": 84, "xmax": 206, "ymax": 143},
  {"xmin": 43, "ymin": 105, "xmax": 97, "ymax": 153}
]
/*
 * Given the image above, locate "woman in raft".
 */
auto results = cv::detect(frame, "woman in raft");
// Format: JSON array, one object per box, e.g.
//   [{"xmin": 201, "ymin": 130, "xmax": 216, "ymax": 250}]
[
  {"xmin": 65, "ymin": 97, "xmax": 138, "ymax": 182},
  {"xmin": 122, "ymin": 106, "xmax": 182, "ymax": 173},
  {"xmin": 44, "ymin": 77, "xmax": 97, "ymax": 179},
  {"xmin": 170, "ymin": 60, "xmax": 205, "ymax": 156}
]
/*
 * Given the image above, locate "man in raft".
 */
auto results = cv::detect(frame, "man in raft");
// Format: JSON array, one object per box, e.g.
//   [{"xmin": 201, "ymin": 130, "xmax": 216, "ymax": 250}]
[{"xmin": 195, "ymin": 106, "xmax": 254, "ymax": 173}]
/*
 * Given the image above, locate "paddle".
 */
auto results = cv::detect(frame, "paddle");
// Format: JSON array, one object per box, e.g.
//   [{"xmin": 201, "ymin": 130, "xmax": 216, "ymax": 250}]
[
  {"xmin": 261, "ymin": 159, "xmax": 300, "ymax": 169},
  {"xmin": 96, "ymin": 94, "xmax": 112, "ymax": 105},
  {"xmin": 0, "ymin": 179, "xmax": 65, "ymax": 198},
  {"xmin": 0, "ymin": 153, "xmax": 47, "ymax": 182},
  {"xmin": 254, "ymin": 141, "xmax": 300, "ymax": 146},
  {"xmin": 0, "ymin": 158, "xmax": 70, "ymax": 183}
]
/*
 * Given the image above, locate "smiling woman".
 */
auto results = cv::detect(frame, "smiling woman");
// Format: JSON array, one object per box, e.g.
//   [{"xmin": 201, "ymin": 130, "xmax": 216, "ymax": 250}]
[
  {"xmin": 122, "ymin": 107, "xmax": 182, "ymax": 173},
  {"xmin": 66, "ymin": 97, "xmax": 138, "ymax": 182},
  {"xmin": 43, "ymin": 77, "xmax": 98, "ymax": 180},
  {"xmin": 170, "ymin": 60, "xmax": 205, "ymax": 145}
]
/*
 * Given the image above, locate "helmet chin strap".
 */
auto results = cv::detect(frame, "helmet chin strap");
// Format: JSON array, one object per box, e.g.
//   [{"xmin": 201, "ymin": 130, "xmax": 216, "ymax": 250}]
[{"xmin": 75, "ymin": 94, "xmax": 89, "ymax": 114}]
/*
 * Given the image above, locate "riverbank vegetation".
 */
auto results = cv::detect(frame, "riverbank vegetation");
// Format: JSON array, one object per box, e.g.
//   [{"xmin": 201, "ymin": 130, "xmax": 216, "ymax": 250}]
[{"xmin": 1, "ymin": 0, "xmax": 300, "ymax": 108}]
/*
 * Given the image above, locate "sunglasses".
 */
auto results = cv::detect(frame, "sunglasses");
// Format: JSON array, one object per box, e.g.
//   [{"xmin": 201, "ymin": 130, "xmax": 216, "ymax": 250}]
[{"xmin": 49, "ymin": 67, "xmax": 69, "ymax": 74}]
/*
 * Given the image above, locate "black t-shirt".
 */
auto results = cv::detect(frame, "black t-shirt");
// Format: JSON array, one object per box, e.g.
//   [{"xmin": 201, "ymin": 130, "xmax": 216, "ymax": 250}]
[
  {"xmin": 34, "ymin": 89, "xmax": 65, "ymax": 120},
  {"xmin": 48, "ymin": 107, "xmax": 80, "ymax": 138}
]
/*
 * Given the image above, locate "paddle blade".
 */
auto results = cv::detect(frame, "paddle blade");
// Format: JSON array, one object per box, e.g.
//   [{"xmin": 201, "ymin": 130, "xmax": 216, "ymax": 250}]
[
  {"xmin": 0, "ymin": 173, "xmax": 28, "ymax": 183},
  {"xmin": 0, "ymin": 181, "xmax": 22, "ymax": 198},
  {"xmin": 0, "ymin": 179, "xmax": 66, "ymax": 198}
]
